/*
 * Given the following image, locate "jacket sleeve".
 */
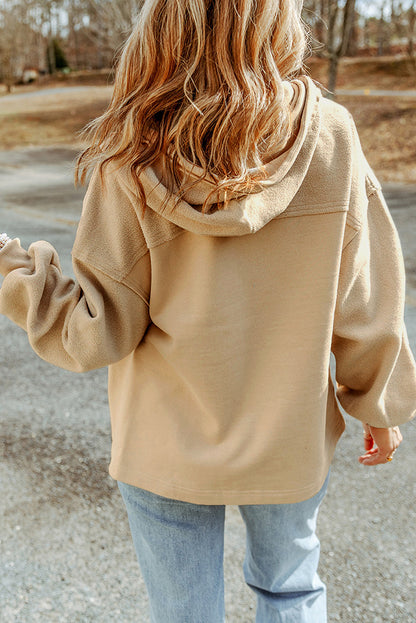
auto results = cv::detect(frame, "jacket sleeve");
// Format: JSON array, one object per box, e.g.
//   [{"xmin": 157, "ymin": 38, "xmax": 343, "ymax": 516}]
[
  {"xmin": 331, "ymin": 173, "xmax": 416, "ymax": 428},
  {"xmin": 0, "ymin": 165, "xmax": 151, "ymax": 372}
]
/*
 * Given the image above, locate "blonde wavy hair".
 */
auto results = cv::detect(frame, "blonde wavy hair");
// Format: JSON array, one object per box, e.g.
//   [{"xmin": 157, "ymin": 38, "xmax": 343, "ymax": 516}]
[{"xmin": 76, "ymin": 0, "xmax": 307, "ymax": 213}]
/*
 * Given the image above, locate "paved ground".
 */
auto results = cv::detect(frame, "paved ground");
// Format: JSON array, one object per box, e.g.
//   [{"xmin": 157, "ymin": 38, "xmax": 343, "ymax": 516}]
[
  {"xmin": 0, "ymin": 146, "xmax": 416, "ymax": 623},
  {"xmin": 2, "ymin": 85, "xmax": 416, "ymax": 103},
  {"xmin": 336, "ymin": 88, "xmax": 416, "ymax": 97},
  {"xmin": 0, "ymin": 86, "xmax": 102, "ymax": 100},
  {"xmin": 0, "ymin": 86, "xmax": 113, "ymax": 113}
]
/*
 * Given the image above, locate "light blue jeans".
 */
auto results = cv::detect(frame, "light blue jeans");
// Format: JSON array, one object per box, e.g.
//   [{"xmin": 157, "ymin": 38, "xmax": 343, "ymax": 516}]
[{"xmin": 118, "ymin": 472, "xmax": 329, "ymax": 623}]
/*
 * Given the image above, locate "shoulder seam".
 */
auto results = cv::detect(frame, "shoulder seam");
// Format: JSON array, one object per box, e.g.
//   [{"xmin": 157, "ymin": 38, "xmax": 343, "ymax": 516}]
[
  {"xmin": 75, "ymin": 254, "xmax": 150, "ymax": 307},
  {"xmin": 73, "ymin": 246, "xmax": 149, "ymax": 287},
  {"xmin": 145, "ymin": 221, "xmax": 187, "ymax": 249}
]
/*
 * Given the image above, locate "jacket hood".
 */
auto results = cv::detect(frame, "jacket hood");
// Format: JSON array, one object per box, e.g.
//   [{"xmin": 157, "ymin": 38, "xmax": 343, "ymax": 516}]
[{"xmin": 138, "ymin": 76, "xmax": 322, "ymax": 237}]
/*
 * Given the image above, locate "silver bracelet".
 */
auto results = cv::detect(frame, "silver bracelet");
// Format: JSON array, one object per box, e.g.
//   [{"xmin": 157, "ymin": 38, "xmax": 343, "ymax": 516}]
[{"xmin": 0, "ymin": 233, "xmax": 11, "ymax": 250}]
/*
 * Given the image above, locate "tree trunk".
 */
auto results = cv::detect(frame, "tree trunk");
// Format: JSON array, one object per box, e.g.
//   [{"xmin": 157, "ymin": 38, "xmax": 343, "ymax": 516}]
[
  {"xmin": 408, "ymin": 5, "xmax": 416, "ymax": 68},
  {"xmin": 338, "ymin": 0, "xmax": 356, "ymax": 58},
  {"xmin": 346, "ymin": 9, "xmax": 359, "ymax": 56},
  {"xmin": 408, "ymin": 37, "xmax": 416, "ymax": 71},
  {"xmin": 3, "ymin": 51, "xmax": 14, "ymax": 93},
  {"xmin": 68, "ymin": 8, "xmax": 79, "ymax": 69},
  {"xmin": 315, "ymin": 0, "xmax": 326, "ymax": 48},
  {"xmin": 327, "ymin": 54, "xmax": 339, "ymax": 97},
  {"xmin": 325, "ymin": 0, "xmax": 356, "ymax": 97},
  {"xmin": 47, "ymin": 38, "xmax": 57, "ymax": 74}
]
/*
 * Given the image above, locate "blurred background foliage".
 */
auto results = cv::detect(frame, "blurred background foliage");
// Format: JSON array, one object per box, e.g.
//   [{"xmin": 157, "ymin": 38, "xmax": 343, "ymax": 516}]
[{"xmin": 0, "ymin": 1, "xmax": 415, "ymax": 92}]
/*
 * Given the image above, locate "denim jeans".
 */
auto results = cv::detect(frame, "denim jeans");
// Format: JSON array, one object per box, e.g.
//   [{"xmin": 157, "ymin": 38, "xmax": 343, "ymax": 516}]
[{"xmin": 117, "ymin": 472, "xmax": 329, "ymax": 623}]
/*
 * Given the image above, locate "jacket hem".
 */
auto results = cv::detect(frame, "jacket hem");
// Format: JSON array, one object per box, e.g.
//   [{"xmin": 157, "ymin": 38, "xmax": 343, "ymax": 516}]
[
  {"xmin": 109, "ymin": 464, "xmax": 334, "ymax": 505},
  {"xmin": 108, "ymin": 422, "xmax": 344, "ymax": 505}
]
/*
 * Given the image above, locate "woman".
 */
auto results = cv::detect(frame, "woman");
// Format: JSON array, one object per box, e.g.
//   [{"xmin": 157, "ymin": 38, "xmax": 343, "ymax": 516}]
[{"xmin": 0, "ymin": 1, "xmax": 415, "ymax": 621}]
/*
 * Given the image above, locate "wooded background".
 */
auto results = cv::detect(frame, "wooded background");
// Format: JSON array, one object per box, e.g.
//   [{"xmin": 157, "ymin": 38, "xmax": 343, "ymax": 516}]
[{"xmin": 0, "ymin": 0, "xmax": 415, "ymax": 92}]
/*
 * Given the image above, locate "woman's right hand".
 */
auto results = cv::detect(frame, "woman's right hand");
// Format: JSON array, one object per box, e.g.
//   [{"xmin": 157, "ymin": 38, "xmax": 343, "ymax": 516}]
[{"xmin": 359, "ymin": 423, "xmax": 403, "ymax": 465}]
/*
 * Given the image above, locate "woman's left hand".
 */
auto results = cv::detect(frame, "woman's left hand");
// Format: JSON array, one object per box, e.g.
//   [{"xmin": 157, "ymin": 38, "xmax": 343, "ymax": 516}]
[{"xmin": 359, "ymin": 423, "xmax": 403, "ymax": 465}]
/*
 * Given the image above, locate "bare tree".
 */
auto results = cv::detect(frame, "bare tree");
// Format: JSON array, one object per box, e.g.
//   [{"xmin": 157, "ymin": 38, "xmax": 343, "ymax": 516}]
[
  {"xmin": 376, "ymin": 1, "xmax": 392, "ymax": 55},
  {"xmin": 408, "ymin": 1, "xmax": 416, "ymax": 61},
  {"xmin": 326, "ymin": 0, "xmax": 356, "ymax": 94},
  {"xmin": 36, "ymin": 0, "xmax": 65, "ymax": 73},
  {"xmin": 391, "ymin": 0, "xmax": 416, "ymax": 63},
  {"xmin": 84, "ymin": 0, "xmax": 141, "ymax": 67},
  {"xmin": 0, "ymin": 0, "xmax": 42, "ymax": 91},
  {"xmin": 302, "ymin": 0, "xmax": 357, "ymax": 94},
  {"xmin": 5, "ymin": 0, "xmax": 414, "ymax": 90},
  {"xmin": 0, "ymin": 1, "xmax": 18, "ymax": 91},
  {"xmin": 302, "ymin": 0, "xmax": 327, "ymax": 54},
  {"xmin": 346, "ymin": 7, "xmax": 360, "ymax": 55}
]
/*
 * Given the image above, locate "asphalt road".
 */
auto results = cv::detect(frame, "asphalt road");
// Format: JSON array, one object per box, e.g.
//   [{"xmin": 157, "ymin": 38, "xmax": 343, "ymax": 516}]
[
  {"xmin": 2, "ymin": 85, "xmax": 416, "ymax": 101},
  {"xmin": 0, "ymin": 146, "xmax": 416, "ymax": 623},
  {"xmin": 336, "ymin": 88, "xmax": 416, "ymax": 97}
]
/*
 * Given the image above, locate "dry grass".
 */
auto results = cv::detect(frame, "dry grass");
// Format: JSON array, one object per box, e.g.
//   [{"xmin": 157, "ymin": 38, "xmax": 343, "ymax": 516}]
[
  {"xmin": 0, "ymin": 86, "xmax": 112, "ymax": 150},
  {"xmin": 0, "ymin": 58, "xmax": 414, "ymax": 183},
  {"xmin": 0, "ymin": 102, "xmax": 108, "ymax": 149},
  {"xmin": 306, "ymin": 56, "xmax": 416, "ymax": 91},
  {"xmin": 338, "ymin": 97, "xmax": 416, "ymax": 183}
]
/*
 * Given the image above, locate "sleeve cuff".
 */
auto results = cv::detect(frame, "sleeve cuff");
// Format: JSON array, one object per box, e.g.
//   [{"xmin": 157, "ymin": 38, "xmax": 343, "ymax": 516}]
[{"xmin": 0, "ymin": 238, "xmax": 33, "ymax": 277}]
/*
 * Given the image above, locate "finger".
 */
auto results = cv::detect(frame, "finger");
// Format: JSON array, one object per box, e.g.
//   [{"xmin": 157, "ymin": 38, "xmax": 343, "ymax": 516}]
[
  {"xmin": 360, "ymin": 447, "xmax": 379, "ymax": 457},
  {"xmin": 361, "ymin": 425, "xmax": 403, "ymax": 465},
  {"xmin": 358, "ymin": 452, "xmax": 377, "ymax": 463},
  {"xmin": 362, "ymin": 424, "xmax": 374, "ymax": 451},
  {"xmin": 359, "ymin": 451, "xmax": 394, "ymax": 466},
  {"xmin": 363, "ymin": 435, "xmax": 374, "ymax": 451},
  {"xmin": 373, "ymin": 443, "xmax": 398, "ymax": 458}
]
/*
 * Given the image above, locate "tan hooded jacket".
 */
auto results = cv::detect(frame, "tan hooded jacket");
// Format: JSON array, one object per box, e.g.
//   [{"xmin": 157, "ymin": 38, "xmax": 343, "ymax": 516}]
[{"xmin": 1, "ymin": 77, "xmax": 415, "ymax": 504}]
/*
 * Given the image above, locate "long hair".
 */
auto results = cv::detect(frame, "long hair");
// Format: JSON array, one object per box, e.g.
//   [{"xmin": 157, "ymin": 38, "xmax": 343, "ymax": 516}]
[{"xmin": 76, "ymin": 0, "xmax": 308, "ymax": 213}]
